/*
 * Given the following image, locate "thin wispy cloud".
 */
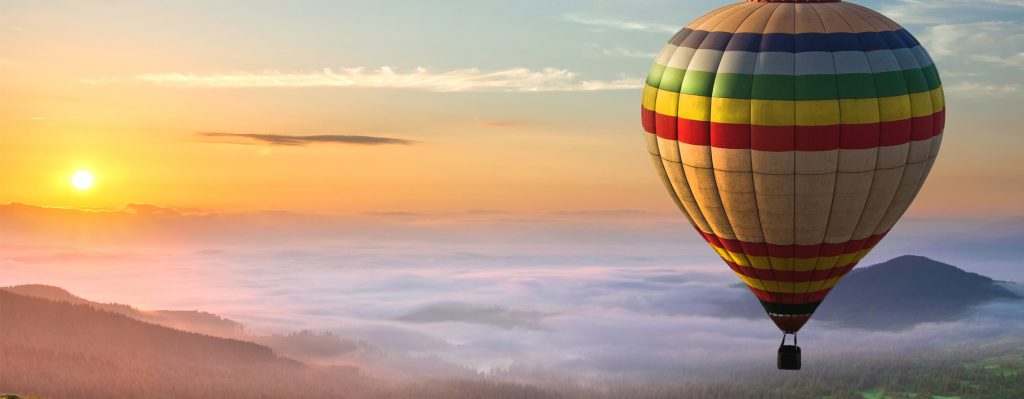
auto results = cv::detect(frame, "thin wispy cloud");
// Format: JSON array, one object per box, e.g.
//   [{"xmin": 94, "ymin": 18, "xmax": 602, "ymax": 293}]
[
  {"xmin": 944, "ymin": 81, "xmax": 1020, "ymax": 97},
  {"xmin": 882, "ymin": 1, "xmax": 1024, "ymax": 62},
  {"xmin": 885, "ymin": 0, "xmax": 1024, "ymax": 98},
  {"xmin": 473, "ymin": 118, "xmax": 527, "ymax": 128},
  {"xmin": 918, "ymin": 21, "xmax": 1024, "ymax": 97},
  {"xmin": 397, "ymin": 302, "xmax": 553, "ymax": 330},
  {"xmin": 920, "ymin": 20, "xmax": 1024, "ymax": 58},
  {"xmin": 122, "ymin": 67, "xmax": 640, "ymax": 92},
  {"xmin": 882, "ymin": 0, "xmax": 1024, "ymax": 23},
  {"xmin": 600, "ymin": 46, "xmax": 657, "ymax": 59},
  {"xmin": 196, "ymin": 132, "xmax": 413, "ymax": 146},
  {"xmin": 563, "ymin": 14, "xmax": 677, "ymax": 34},
  {"xmin": 972, "ymin": 52, "xmax": 1024, "ymax": 68},
  {"xmin": 975, "ymin": 0, "xmax": 1024, "ymax": 6}
]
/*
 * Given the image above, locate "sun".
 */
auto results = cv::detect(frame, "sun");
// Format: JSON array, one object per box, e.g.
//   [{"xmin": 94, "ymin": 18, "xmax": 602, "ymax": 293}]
[{"xmin": 71, "ymin": 170, "xmax": 94, "ymax": 190}]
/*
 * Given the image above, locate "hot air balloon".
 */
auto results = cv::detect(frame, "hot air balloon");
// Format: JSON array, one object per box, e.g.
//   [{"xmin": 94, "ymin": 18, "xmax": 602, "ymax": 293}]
[{"xmin": 641, "ymin": 0, "xmax": 943, "ymax": 370}]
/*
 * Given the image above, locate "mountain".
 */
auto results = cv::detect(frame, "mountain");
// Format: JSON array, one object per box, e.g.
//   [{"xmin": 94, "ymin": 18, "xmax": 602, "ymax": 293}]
[
  {"xmin": 0, "ymin": 290, "xmax": 363, "ymax": 399},
  {"xmin": 1, "ymin": 284, "xmax": 246, "ymax": 338},
  {"xmin": 0, "ymin": 285, "xmax": 459, "ymax": 378},
  {"xmin": 2, "ymin": 288, "xmax": 1022, "ymax": 398},
  {"xmin": 815, "ymin": 255, "xmax": 1021, "ymax": 330},
  {"xmin": 714, "ymin": 255, "xmax": 1021, "ymax": 330},
  {"xmin": 0, "ymin": 285, "xmax": 373, "ymax": 363},
  {"xmin": 0, "ymin": 290, "xmax": 556, "ymax": 399}
]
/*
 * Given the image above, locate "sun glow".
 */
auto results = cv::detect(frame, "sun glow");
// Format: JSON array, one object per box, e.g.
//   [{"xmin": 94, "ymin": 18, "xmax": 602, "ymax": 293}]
[{"xmin": 71, "ymin": 170, "xmax": 94, "ymax": 190}]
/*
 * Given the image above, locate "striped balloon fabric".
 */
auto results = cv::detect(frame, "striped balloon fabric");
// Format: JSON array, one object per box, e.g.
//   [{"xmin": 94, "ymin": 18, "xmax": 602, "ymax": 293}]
[{"xmin": 641, "ymin": 0, "xmax": 943, "ymax": 333}]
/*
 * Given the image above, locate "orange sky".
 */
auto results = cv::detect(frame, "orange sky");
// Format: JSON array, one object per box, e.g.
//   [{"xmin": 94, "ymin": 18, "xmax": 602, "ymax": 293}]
[
  {"xmin": 2, "ymin": 0, "xmax": 1023, "ymax": 216},
  {"xmin": 0, "ymin": 92, "xmax": 659, "ymax": 213},
  {"xmin": 3, "ymin": 79, "xmax": 1020, "ymax": 216}
]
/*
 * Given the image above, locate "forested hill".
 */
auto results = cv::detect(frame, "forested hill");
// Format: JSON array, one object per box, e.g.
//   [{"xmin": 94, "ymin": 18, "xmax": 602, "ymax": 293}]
[
  {"xmin": 716, "ymin": 255, "xmax": 1021, "ymax": 330},
  {"xmin": 1, "ymin": 284, "xmax": 246, "ymax": 338},
  {"xmin": 0, "ymin": 290, "xmax": 362, "ymax": 398},
  {"xmin": 817, "ymin": 255, "xmax": 1021, "ymax": 329},
  {"xmin": 1, "ymin": 279, "xmax": 1022, "ymax": 398},
  {"xmin": 0, "ymin": 290, "xmax": 563, "ymax": 399}
]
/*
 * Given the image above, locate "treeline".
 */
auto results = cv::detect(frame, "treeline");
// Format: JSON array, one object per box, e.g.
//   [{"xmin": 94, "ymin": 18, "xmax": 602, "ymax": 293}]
[
  {"xmin": 589, "ymin": 344, "xmax": 1024, "ymax": 399},
  {"xmin": 0, "ymin": 291, "xmax": 368, "ymax": 398}
]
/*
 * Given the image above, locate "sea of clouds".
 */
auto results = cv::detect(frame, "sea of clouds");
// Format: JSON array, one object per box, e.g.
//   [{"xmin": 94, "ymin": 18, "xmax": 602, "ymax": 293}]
[{"xmin": 2, "ymin": 204, "xmax": 1022, "ymax": 378}]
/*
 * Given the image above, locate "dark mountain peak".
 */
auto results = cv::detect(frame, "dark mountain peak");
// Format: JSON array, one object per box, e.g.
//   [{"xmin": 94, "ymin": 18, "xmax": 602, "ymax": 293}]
[
  {"xmin": 816, "ymin": 255, "xmax": 1021, "ymax": 330},
  {"xmin": 851, "ymin": 255, "xmax": 994, "ymax": 283},
  {"xmin": 0, "ymin": 284, "xmax": 380, "ymax": 365},
  {"xmin": 884, "ymin": 254, "xmax": 938, "ymax": 263},
  {"xmin": 2, "ymin": 284, "xmax": 85, "ymax": 303},
  {"xmin": 713, "ymin": 255, "xmax": 1020, "ymax": 331},
  {"xmin": 1, "ymin": 284, "xmax": 245, "ymax": 339},
  {"xmin": 836, "ymin": 255, "xmax": 1017, "ymax": 302},
  {"xmin": 0, "ymin": 290, "xmax": 369, "ymax": 398}
]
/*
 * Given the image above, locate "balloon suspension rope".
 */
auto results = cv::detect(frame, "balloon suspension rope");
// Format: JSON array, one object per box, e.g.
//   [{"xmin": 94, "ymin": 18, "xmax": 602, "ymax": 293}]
[{"xmin": 780, "ymin": 331, "xmax": 798, "ymax": 347}]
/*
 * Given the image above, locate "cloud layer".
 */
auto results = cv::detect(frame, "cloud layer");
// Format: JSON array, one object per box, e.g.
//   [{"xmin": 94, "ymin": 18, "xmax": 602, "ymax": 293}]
[
  {"xmin": 2, "ymin": 203, "xmax": 1023, "ymax": 378},
  {"xmin": 563, "ymin": 14, "xmax": 678, "ymax": 34},
  {"xmin": 196, "ymin": 132, "xmax": 412, "ymax": 146},
  {"xmin": 397, "ymin": 302, "xmax": 552, "ymax": 330},
  {"xmin": 125, "ymin": 67, "xmax": 641, "ymax": 92},
  {"xmin": 880, "ymin": 0, "xmax": 1024, "ymax": 98}
]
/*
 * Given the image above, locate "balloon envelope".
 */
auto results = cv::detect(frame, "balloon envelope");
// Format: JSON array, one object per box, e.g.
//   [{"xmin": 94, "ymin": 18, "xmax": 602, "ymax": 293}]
[{"xmin": 641, "ymin": 0, "xmax": 944, "ymax": 332}]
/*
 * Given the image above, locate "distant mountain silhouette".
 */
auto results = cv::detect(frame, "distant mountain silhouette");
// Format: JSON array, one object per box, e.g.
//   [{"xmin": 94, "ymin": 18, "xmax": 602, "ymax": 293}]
[
  {"xmin": 0, "ymin": 284, "xmax": 375, "ymax": 365},
  {"xmin": 251, "ymin": 330, "xmax": 372, "ymax": 363},
  {"xmin": 0, "ymin": 290, "xmax": 361, "ymax": 399},
  {"xmin": 0, "ymin": 285, "xmax": 455, "ymax": 377},
  {"xmin": 1, "ymin": 284, "xmax": 84, "ymax": 302},
  {"xmin": 0, "ymin": 290, "xmax": 558, "ymax": 399},
  {"xmin": 1, "ymin": 284, "xmax": 247, "ymax": 338},
  {"xmin": 714, "ymin": 255, "xmax": 1021, "ymax": 330},
  {"xmin": 817, "ymin": 255, "xmax": 1020, "ymax": 329}
]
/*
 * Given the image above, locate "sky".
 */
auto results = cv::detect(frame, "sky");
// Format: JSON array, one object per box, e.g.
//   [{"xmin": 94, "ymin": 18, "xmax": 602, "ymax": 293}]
[
  {"xmin": 2, "ymin": 0, "xmax": 1024, "ymax": 380},
  {"xmin": 2, "ymin": 0, "xmax": 1024, "ymax": 215}
]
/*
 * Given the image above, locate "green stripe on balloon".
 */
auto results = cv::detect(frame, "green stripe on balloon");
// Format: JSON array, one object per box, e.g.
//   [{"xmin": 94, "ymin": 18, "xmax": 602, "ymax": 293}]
[{"xmin": 647, "ymin": 64, "xmax": 940, "ymax": 100}]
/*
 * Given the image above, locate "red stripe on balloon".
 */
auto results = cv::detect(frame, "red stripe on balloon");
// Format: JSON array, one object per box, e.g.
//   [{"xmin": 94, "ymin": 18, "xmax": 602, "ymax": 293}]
[
  {"xmin": 678, "ymin": 117, "xmax": 711, "ymax": 145},
  {"xmin": 697, "ymin": 230, "xmax": 887, "ymax": 259},
  {"xmin": 650, "ymin": 112, "xmax": 945, "ymax": 151},
  {"xmin": 751, "ymin": 125, "xmax": 795, "ymax": 151},
  {"xmin": 655, "ymin": 113, "xmax": 678, "ymax": 140},
  {"xmin": 724, "ymin": 259, "xmax": 859, "ymax": 283},
  {"xmin": 749, "ymin": 287, "xmax": 832, "ymax": 304},
  {"xmin": 641, "ymin": 106, "xmax": 656, "ymax": 134}
]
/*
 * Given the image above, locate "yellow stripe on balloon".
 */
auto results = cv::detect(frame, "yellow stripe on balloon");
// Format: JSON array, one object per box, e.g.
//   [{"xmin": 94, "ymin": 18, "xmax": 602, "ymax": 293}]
[
  {"xmin": 876, "ymin": 95, "xmax": 910, "ymax": 122},
  {"xmin": 659, "ymin": 88, "xmax": 943, "ymax": 126},
  {"xmin": 750, "ymin": 100, "xmax": 796, "ymax": 126},
  {"xmin": 734, "ymin": 274, "xmax": 846, "ymax": 294},
  {"xmin": 930, "ymin": 87, "xmax": 945, "ymax": 113},
  {"xmin": 909, "ymin": 90, "xmax": 937, "ymax": 117},
  {"xmin": 734, "ymin": 273, "xmax": 767, "ymax": 291},
  {"xmin": 716, "ymin": 97, "xmax": 755, "ymax": 124},
  {"xmin": 711, "ymin": 244, "xmax": 872, "ymax": 272},
  {"xmin": 655, "ymin": 90, "xmax": 680, "ymax": 117},
  {"xmin": 795, "ymin": 100, "xmax": 841, "ymax": 126},
  {"xmin": 711, "ymin": 246, "xmax": 759, "ymax": 275},
  {"xmin": 678, "ymin": 94, "xmax": 713, "ymax": 121},
  {"xmin": 642, "ymin": 84, "xmax": 659, "ymax": 112},
  {"xmin": 839, "ymin": 98, "xmax": 883, "ymax": 124}
]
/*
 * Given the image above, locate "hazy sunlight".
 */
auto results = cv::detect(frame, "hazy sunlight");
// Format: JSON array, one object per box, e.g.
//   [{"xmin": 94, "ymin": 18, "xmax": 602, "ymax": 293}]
[{"xmin": 71, "ymin": 170, "xmax": 94, "ymax": 191}]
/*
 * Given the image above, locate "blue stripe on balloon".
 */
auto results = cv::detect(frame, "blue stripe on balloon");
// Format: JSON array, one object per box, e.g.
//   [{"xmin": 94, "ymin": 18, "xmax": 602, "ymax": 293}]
[{"xmin": 668, "ymin": 29, "xmax": 918, "ymax": 53}]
